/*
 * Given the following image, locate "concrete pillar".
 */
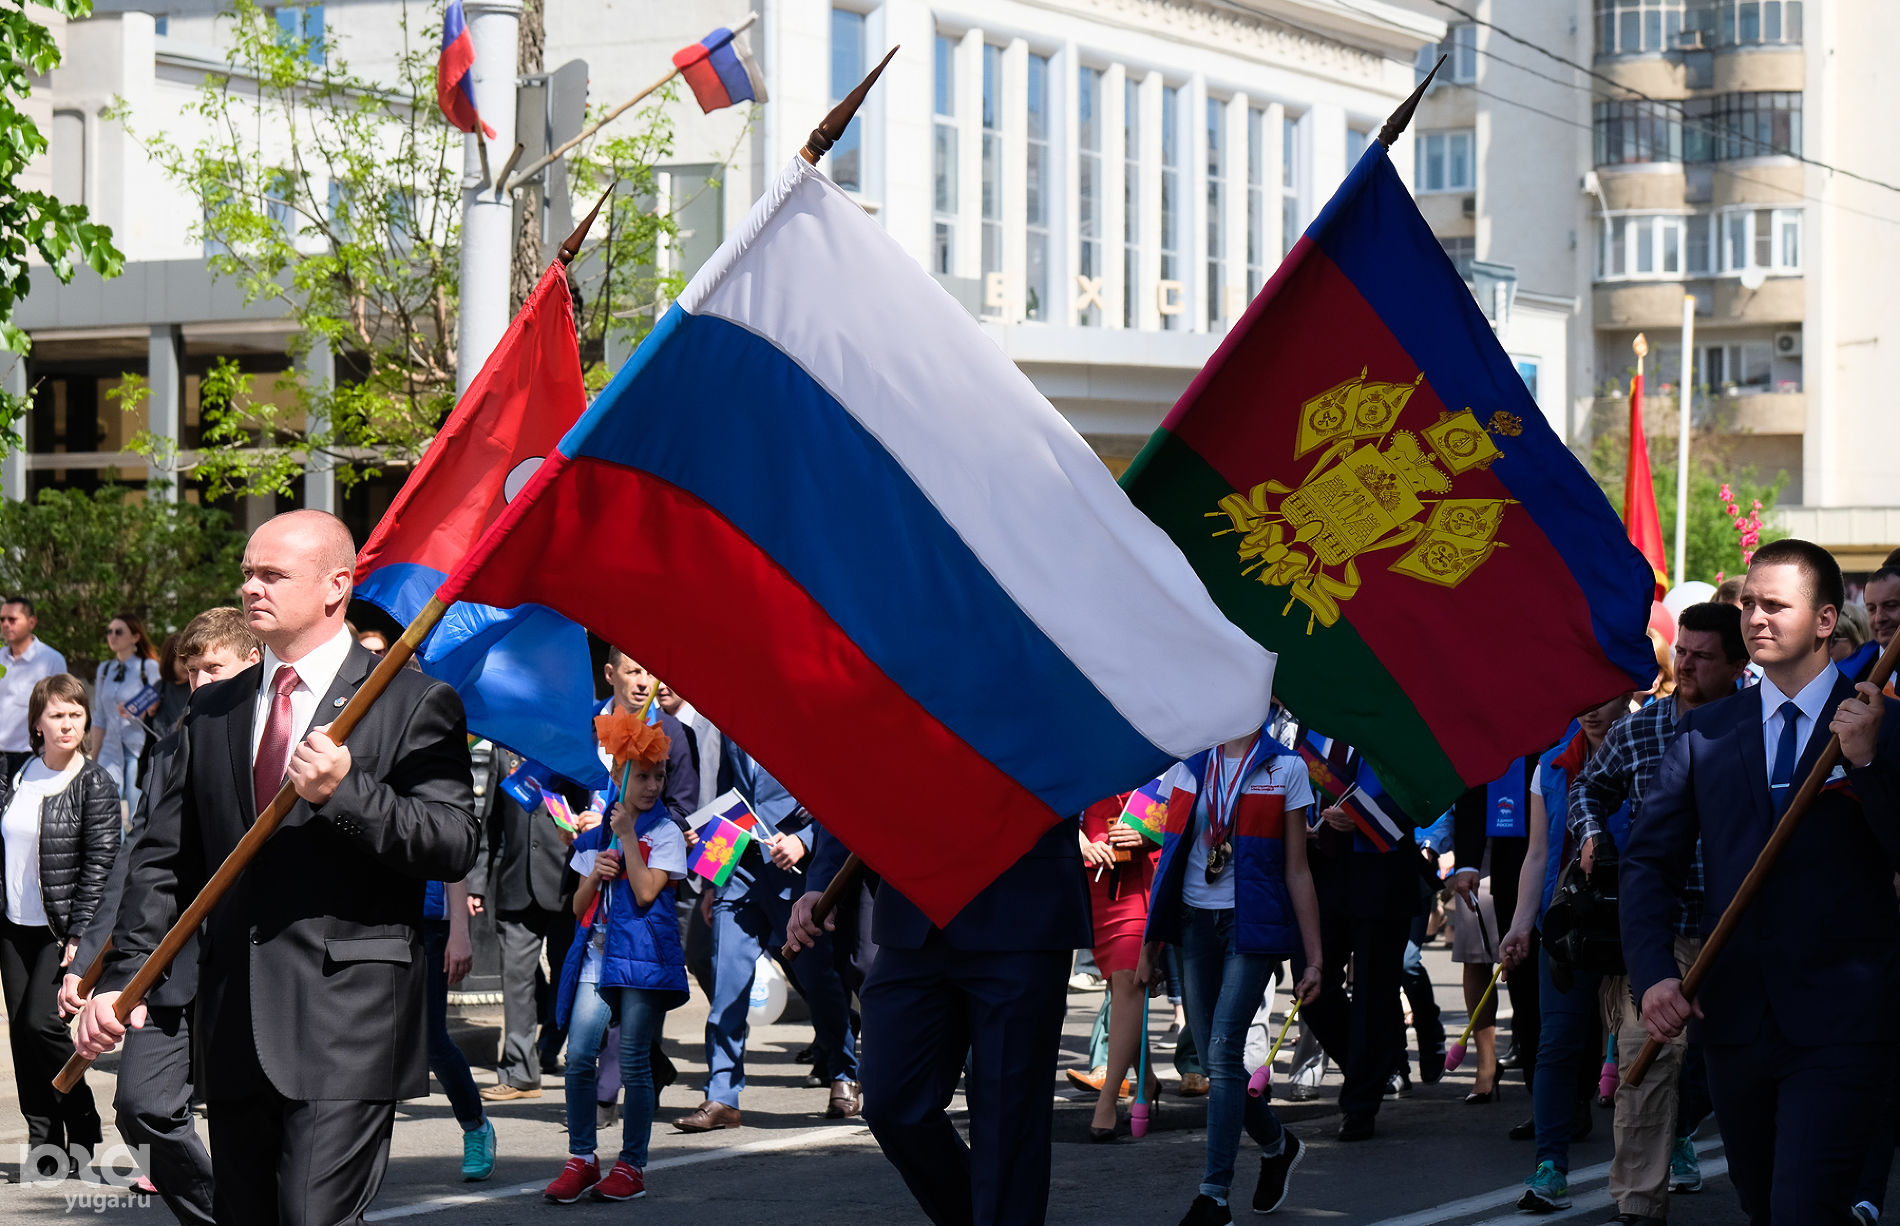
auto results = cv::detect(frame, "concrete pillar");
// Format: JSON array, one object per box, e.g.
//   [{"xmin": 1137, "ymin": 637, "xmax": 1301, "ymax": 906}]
[
  {"xmin": 1000, "ymin": 38, "xmax": 1027, "ymax": 323},
  {"xmin": 300, "ymin": 336, "xmax": 335, "ymax": 514},
  {"xmin": 1187, "ymin": 73, "xmax": 1208, "ymax": 333},
  {"xmin": 455, "ymin": 0, "xmax": 520, "ymax": 395},
  {"xmin": 1223, "ymin": 93, "xmax": 1249, "ymax": 321},
  {"xmin": 146, "ymin": 324, "xmax": 181, "ymax": 500},
  {"xmin": 1102, "ymin": 62, "xmax": 1126, "ymax": 329},
  {"xmin": 1137, "ymin": 71, "xmax": 1163, "ymax": 332},
  {"xmin": 954, "ymin": 28, "xmax": 983, "ymax": 282},
  {"xmin": 1264, "ymin": 100, "xmax": 1286, "ymax": 260},
  {"xmin": 1, "ymin": 354, "xmax": 27, "ymax": 502}
]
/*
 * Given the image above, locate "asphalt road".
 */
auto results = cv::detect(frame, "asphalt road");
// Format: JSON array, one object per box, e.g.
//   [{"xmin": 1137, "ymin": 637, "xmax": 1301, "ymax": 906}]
[{"xmin": 0, "ymin": 942, "xmax": 1797, "ymax": 1224}]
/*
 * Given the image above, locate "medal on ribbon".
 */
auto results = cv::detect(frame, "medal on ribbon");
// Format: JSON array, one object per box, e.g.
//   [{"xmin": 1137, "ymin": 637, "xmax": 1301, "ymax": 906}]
[{"xmin": 1203, "ymin": 734, "xmax": 1270, "ymax": 884}]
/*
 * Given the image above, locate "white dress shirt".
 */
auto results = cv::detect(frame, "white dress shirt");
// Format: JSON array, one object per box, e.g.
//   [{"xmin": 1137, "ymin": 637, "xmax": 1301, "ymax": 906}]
[
  {"xmin": 1758, "ymin": 662, "xmax": 1840, "ymax": 786},
  {"xmin": 672, "ymin": 701, "xmax": 722, "ymax": 813},
  {"xmin": 0, "ymin": 637, "xmax": 68, "ymax": 754},
  {"xmin": 250, "ymin": 626, "xmax": 356, "ymax": 766}
]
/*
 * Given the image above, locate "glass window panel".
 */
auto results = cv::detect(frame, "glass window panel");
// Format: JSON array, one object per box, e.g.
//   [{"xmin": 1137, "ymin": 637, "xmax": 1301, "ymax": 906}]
[
  {"xmin": 1636, "ymin": 218, "xmax": 1654, "ymax": 273},
  {"xmin": 1739, "ymin": 1, "xmax": 1760, "ymax": 42},
  {"xmin": 1725, "ymin": 211, "xmax": 1746, "ymax": 270},
  {"xmin": 1620, "ymin": 9, "xmax": 1640, "ymax": 50},
  {"xmin": 1611, "ymin": 218, "xmax": 1626, "ymax": 276},
  {"xmin": 1754, "ymin": 208, "xmax": 1773, "ymax": 267},
  {"xmin": 1687, "ymin": 214, "xmax": 1710, "ymax": 273},
  {"xmin": 830, "ymin": 9, "xmax": 867, "ymax": 192},
  {"xmin": 1764, "ymin": 1, "xmax": 1781, "ymax": 40},
  {"xmin": 934, "ymin": 124, "xmax": 957, "ymax": 213},
  {"xmin": 1662, "ymin": 218, "xmax": 1680, "ymax": 272},
  {"xmin": 934, "ymin": 34, "xmax": 954, "ymax": 117},
  {"xmin": 1778, "ymin": 211, "xmax": 1800, "ymax": 267}
]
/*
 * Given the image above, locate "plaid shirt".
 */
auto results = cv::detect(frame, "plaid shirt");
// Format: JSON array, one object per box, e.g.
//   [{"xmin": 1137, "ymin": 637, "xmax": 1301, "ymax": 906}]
[{"xmin": 1569, "ymin": 696, "xmax": 1705, "ymax": 935}]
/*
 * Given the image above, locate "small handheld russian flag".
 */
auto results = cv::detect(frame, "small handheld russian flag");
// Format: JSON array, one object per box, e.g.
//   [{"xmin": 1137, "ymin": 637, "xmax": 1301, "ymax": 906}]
[
  {"xmin": 672, "ymin": 24, "xmax": 767, "ymax": 113},
  {"xmin": 438, "ymin": 0, "xmax": 497, "ymax": 138}
]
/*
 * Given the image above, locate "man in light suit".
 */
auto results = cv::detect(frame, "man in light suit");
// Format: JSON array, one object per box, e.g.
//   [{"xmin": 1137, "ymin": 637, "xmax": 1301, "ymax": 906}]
[
  {"xmin": 77, "ymin": 510, "xmax": 478, "ymax": 1226},
  {"xmin": 1623, "ymin": 538, "xmax": 1900, "ymax": 1226}
]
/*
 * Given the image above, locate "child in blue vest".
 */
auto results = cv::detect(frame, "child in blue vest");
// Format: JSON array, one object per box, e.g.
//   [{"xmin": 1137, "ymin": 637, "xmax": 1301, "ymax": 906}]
[
  {"xmin": 543, "ymin": 745, "xmax": 689, "ymax": 1204},
  {"xmin": 1140, "ymin": 725, "xmax": 1323, "ymax": 1225}
]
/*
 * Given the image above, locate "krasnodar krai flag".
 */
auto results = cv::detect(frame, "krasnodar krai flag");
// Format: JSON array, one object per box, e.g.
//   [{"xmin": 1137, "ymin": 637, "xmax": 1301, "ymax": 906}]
[{"xmin": 445, "ymin": 155, "xmax": 1276, "ymax": 925}]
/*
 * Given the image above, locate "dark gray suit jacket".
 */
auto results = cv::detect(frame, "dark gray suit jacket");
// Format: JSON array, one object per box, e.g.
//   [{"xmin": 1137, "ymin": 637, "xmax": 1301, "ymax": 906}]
[
  {"xmin": 469, "ymin": 748, "xmax": 571, "ymax": 915},
  {"xmin": 105, "ymin": 642, "xmax": 477, "ymax": 1102}
]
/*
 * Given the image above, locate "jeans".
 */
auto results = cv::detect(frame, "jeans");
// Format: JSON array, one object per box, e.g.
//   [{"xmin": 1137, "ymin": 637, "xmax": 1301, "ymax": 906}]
[
  {"xmin": 566, "ymin": 981, "xmax": 666, "ymax": 1167},
  {"xmin": 1534, "ymin": 946, "xmax": 1601, "ymax": 1171},
  {"xmin": 1178, "ymin": 907, "xmax": 1285, "ymax": 1199},
  {"xmin": 422, "ymin": 921, "xmax": 484, "ymax": 1130}
]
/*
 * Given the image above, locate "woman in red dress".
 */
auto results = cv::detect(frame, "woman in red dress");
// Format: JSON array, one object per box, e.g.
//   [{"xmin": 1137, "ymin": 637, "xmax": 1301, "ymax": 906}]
[{"xmin": 1080, "ymin": 792, "xmax": 1162, "ymax": 1139}]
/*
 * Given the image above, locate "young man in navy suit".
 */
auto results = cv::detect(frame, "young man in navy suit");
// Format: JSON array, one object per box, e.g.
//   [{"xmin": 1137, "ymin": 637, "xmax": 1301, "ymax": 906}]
[{"xmin": 1623, "ymin": 539, "xmax": 1900, "ymax": 1226}]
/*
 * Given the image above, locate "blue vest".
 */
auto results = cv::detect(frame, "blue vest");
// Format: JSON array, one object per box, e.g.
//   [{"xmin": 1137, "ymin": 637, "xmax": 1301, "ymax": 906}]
[
  {"xmin": 1535, "ymin": 733, "xmax": 1631, "ymax": 917},
  {"xmin": 555, "ymin": 811, "xmax": 690, "ymax": 1026},
  {"xmin": 1145, "ymin": 744, "xmax": 1302, "ymax": 959}
]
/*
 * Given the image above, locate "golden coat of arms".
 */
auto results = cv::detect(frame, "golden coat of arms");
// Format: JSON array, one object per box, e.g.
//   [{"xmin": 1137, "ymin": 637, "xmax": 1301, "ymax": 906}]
[{"xmin": 1209, "ymin": 367, "xmax": 1523, "ymax": 634}]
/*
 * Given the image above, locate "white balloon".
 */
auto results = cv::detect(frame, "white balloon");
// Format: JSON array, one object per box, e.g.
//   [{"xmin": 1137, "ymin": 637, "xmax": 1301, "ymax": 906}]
[
  {"xmin": 747, "ymin": 953, "xmax": 788, "ymax": 1028},
  {"xmin": 1663, "ymin": 581, "xmax": 1716, "ymax": 620}
]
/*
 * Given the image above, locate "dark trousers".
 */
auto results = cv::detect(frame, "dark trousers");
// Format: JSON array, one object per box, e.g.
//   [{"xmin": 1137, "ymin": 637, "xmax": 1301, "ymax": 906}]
[
  {"xmin": 208, "ymin": 1090, "xmax": 396, "ymax": 1226},
  {"xmin": 115, "ymin": 1004, "xmax": 215, "ymax": 1224},
  {"xmin": 860, "ymin": 936, "xmax": 1070, "ymax": 1226},
  {"xmin": 493, "ymin": 905, "xmax": 573, "ymax": 1086},
  {"xmin": 1304, "ymin": 909, "xmax": 1408, "ymax": 1121},
  {"xmin": 1853, "ymin": 1045, "xmax": 1899, "ymax": 1211},
  {"xmin": 1403, "ymin": 911, "xmax": 1445, "ymax": 1070},
  {"xmin": 1705, "ymin": 1018, "xmax": 1892, "ymax": 1226},
  {"xmin": 422, "ymin": 921, "xmax": 483, "ymax": 1128},
  {"xmin": 0, "ymin": 918, "xmax": 102, "ymax": 1157}
]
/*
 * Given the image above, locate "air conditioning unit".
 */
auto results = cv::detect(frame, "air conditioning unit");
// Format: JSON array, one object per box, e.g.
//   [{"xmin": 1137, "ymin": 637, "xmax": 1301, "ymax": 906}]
[
  {"xmin": 1461, "ymin": 195, "xmax": 1477, "ymax": 218},
  {"xmin": 1775, "ymin": 330, "xmax": 1802, "ymax": 358}
]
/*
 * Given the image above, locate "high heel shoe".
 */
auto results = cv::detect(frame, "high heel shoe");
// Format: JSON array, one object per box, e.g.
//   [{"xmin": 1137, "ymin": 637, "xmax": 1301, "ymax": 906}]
[
  {"xmin": 1464, "ymin": 1089, "xmax": 1497, "ymax": 1104},
  {"xmin": 1089, "ymin": 1111, "xmax": 1122, "ymax": 1142}
]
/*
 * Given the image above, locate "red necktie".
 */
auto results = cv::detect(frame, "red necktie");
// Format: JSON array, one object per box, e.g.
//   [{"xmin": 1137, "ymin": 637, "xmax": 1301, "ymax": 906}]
[{"xmin": 253, "ymin": 665, "xmax": 300, "ymax": 817}]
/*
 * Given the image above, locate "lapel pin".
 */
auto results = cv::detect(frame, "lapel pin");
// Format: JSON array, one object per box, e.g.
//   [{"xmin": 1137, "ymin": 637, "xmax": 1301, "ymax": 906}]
[{"xmin": 333, "ymin": 697, "xmax": 347, "ymax": 708}]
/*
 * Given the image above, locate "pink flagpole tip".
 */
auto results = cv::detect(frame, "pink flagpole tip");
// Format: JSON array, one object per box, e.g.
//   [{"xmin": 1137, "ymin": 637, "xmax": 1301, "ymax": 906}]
[
  {"xmin": 1445, "ymin": 1043, "xmax": 1468, "ymax": 1072},
  {"xmin": 1247, "ymin": 1065, "xmax": 1272, "ymax": 1098},
  {"xmin": 1130, "ymin": 1102, "xmax": 1150, "ymax": 1139}
]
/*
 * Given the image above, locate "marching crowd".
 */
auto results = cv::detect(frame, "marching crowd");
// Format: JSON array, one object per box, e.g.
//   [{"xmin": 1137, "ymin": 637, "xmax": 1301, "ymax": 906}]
[{"xmin": 1, "ymin": 512, "xmax": 1898, "ymax": 1226}]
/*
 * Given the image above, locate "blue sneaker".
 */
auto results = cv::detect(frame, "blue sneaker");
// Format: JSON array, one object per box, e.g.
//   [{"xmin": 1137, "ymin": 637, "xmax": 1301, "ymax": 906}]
[
  {"xmin": 1668, "ymin": 1136, "xmax": 1702, "ymax": 1193},
  {"xmin": 1517, "ymin": 1162, "xmax": 1570, "ymax": 1213},
  {"xmin": 462, "ymin": 1119, "xmax": 497, "ymax": 1181}
]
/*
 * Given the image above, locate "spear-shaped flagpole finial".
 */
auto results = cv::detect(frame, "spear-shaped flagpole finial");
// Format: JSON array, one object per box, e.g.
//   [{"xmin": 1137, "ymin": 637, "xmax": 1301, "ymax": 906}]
[
  {"xmin": 559, "ymin": 185, "xmax": 614, "ymax": 265},
  {"xmin": 802, "ymin": 44, "xmax": 899, "ymax": 166},
  {"xmin": 1379, "ymin": 55, "xmax": 1445, "ymax": 149}
]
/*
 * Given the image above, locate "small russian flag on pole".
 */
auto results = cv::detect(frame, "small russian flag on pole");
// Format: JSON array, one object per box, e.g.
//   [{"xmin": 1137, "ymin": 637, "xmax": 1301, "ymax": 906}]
[
  {"xmin": 672, "ymin": 24, "xmax": 768, "ymax": 113},
  {"xmin": 437, "ymin": 0, "xmax": 497, "ymax": 139}
]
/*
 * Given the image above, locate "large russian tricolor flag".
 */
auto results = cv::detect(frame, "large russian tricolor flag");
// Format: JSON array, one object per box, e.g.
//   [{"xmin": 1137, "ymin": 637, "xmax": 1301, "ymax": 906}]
[{"xmin": 444, "ymin": 155, "xmax": 1277, "ymax": 924}]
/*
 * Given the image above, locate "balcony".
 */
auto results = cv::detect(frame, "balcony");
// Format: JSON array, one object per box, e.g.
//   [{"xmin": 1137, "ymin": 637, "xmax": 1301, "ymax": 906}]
[
  {"xmin": 1711, "ymin": 275, "xmax": 1803, "ymax": 324},
  {"xmin": 1711, "ymin": 46, "xmax": 1804, "ymax": 92},
  {"xmin": 1594, "ymin": 282, "xmax": 1694, "ymax": 329},
  {"xmin": 1590, "ymin": 388, "xmax": 1804, "ymax": 437}
]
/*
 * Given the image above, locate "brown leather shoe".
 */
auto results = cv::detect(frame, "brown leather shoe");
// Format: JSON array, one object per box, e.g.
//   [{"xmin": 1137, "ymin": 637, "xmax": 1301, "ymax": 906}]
[
  {"xmin": 480, "ymin": 1082, "xmax": 542, "ymax": 1102},
  {"xmin": 673, "ymin": 1100, "xmax": 742, "ymax": 1132},
  {"xmin": 826, "ymin": 1080, "xmax": 862, "ymax": 1119},
  {"xmin": 1178, "ymin": 1073, "xmax": 1210, "ymax": 1097}
]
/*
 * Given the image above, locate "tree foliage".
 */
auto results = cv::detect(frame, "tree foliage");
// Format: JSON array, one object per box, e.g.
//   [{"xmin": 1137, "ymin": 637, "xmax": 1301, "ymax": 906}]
[
  {"xmin": 111, "ymin": 0, "xmax": 723, "ymax": 497},
  {"xmin": 1590, "ymin": 427, "xmax": 1787, "ymax": 587},
  {"xmin": 0, "ymin": 484, "xmax": 245, "ymax": 675},
  {"xmin": 0, "ymin": 0, "xmax": 126, "ymax": 450}
]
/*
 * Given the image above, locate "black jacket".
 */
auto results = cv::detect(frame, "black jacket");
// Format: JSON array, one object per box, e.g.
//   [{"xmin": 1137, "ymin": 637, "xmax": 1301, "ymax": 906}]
[
  {"xmin": 469, "ymin": 748, "xmax": 573, "ymax": 915},
  {"xmin": 106, "ymin": 643, "xmax": 477, "ymax": 1102},
  {"xmin": 0, "ymin": 756, "xmax": 120, "ymax": 941}
]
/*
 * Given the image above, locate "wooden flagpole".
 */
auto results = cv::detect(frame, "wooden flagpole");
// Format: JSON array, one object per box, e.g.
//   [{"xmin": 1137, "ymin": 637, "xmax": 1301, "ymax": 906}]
[
  {"xmin": 1625, "ymin": 629, "xmax": 1900, "ymax": 1085},
  {"xmin": 54, "ymin": 199, "xmax": 611, "ymax": 1095}
]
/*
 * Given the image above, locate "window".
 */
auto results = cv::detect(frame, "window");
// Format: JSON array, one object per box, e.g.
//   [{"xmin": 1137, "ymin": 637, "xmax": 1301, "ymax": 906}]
[
  {"xmin": 1593, "ymin": 100, "xmax": 1681, "ymax": 165},
  {"xmin": 1078, "ymin": 67, "xmax": 1103, "ymax": 326},
  {"xmin": 932, "ymin": 35, "xmax": 956, "ymax": 276},
  {"xmin": 153, "ymin": 13, "xmax": 168, "ymax": 35},
  {"xmin": 1416, "ymin": 130, "xmax": 1474, "ymax": 193},
  {"xmin": 1701, "ymin": 342, "xmax": 1773, "ymax": 388},
  {"xmin": 270, "ymin": 4, "xmax": 324, "ymax": 64},
  {"xmin": 265, "ymin": 169, "xmax": 295, "ymax": 237},
  {"xmin": 1025, "ymin": 53, "xmax": 1051, "ymax": 321},
  {"xmin": 1595, "ymin": 213, "xmax": 1688, "ymax": 280},
  {"xmin": 1514, "ymin": 358, "xmax": 1539, "ymax": 401},
  {"xmin": 981, "ymin": 44, "xmax": 1002, "ymax": 285},
  {"xmin": 829, "ymin": 9, "xmax": 866, "ymax": 193},
  {"xmin": 1246, "ymin": 106, "xmax": 1265, "ymax": 299},
  {"xmin": 1206, "ymin": 98, "xmax": 1226, "ymax": 329},
  {"xmin": 1595, "ymin": 0, "xmax": 1684, "ymax": 55},
  {"xmin": 1439, "ymin": 235, "xmax": 1475, "ymax": 279},
  {"xmin": 1417, "ymin": 24, "xmax": 1477, "ymax": 84},
  {"xmin": 1684, "ymin": 92, "xmax": 1803, "ymax": 162},
  {"xmin": 1281, "ymin": 113, "xmax": 1301, "ymax": 255},
  {"xmin": 1124, "ymin": 78, "xmax": 1139, "ymax": 328},
  {"xmin": 1161, "ymin": 84, "xmax": 1182, "ymax": 330},
  {"xmin": 1714, "ymin": 0, "xmax": 1803, "ymax": 46},
  {"xmin": 1717, "ymin": 206, "xmax": 1801, "ymax": 274},
  {"xmin": 1686, "ymin": 213, "xmax": 1711, "ymax": 274},
  {"xmin": 51, "ymin": 109, "xmax": 83, "ymax": 204},
  {"xmin": 1346, "ymin": 127, "xmax": 1371, "ymax": 167}
]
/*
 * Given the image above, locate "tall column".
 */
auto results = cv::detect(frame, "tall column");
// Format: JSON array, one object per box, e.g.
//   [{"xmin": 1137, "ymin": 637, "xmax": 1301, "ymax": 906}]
[
  {"xmin": 147, "ymin": 324, "xmax": 181, "ymax": 500},
  {"xmin": 1, "ymin": 354, "xmax": 26, "ymax": 502},
  {"xmin": 954, "ymin": 28, "xmax": 983, "ymax": 282},
  {"xmin": 1136, "ymin": 71, "xmax": 1163, "ymax": 332},
  {"xmin": 1264, "ymin": 101, "xmax": 1286, "ymax": 261},
  {"xmin": 1187, "ymin": 73, "xmax": 1208, "ymax": 333},
  {"xmin": 1000, "ymin": 38, "xmax": 1028, "ymax": 323},
  {"xmin": 301, "ymin": 336, "xmax": 335, "ymax": 514},
  {"xmin": 1102, "ymin": 62, "xmax": 1126, "ymax": 330},
  {"xmin": 1223, "ymin": 93, "xmax": 1249, "ymax": 321},
  {"xmin": 455, "ymin": 0, "xmax": 520, "ymax": 395}
]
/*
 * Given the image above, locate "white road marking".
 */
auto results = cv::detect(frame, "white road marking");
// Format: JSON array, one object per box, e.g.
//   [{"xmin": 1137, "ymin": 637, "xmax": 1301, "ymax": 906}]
[
  {"xmin": 1459, "ymin": 1158, "xmax": 1729, "ymax": 1226},
  {"xmin": 365, "ymin": 1124, "xmax": 870, "ymax": 1220},
  {"xmin": 1356, "ymin": 1140, "xmax": 1723, "ymax": 1226}
]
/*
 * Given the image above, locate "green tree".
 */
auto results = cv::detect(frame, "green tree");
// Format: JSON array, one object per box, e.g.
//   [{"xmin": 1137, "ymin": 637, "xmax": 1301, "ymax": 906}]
[
  {"xmin": 111, "ymin": 0, "xmax": 720, "ymax": 497},
  {"xmin": 0, "ymin": 0, "xmax": 126, "ymax": 451},
  {"xmin": 1590, "ymin": 429, "xmax": 1787, "ymax": 586},
  {"xmin": 0, "ymin": 485, "xmax": 246, "ymax": 674}
]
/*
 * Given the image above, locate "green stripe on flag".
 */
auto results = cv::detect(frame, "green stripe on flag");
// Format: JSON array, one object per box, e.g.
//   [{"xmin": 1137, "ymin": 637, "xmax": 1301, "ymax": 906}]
[{"xmin": 1124, "ymin": 430, "xmax": 1466, "ymax": 819}]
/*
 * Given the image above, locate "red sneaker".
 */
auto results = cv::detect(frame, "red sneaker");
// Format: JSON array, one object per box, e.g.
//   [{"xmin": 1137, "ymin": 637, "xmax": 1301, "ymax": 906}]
[
  {"xmin": 591, "ymin": 1161, "xmax": 647, "ymax": 1201},
  {"xmin": 544, "ymin": 1155, "xmax": 600, "ymax": 1203}
]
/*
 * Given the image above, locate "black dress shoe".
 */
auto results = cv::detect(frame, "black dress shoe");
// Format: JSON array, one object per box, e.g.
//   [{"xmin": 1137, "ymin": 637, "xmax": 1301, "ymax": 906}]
[
  {"xmin": 1337, "ymin": 1115, "xmax": 1376, "ymax": 1142},
  {"xmin": 795, "ymin": 1045, "xmax": 816, "ymax": 1063},
  {"xmin": 801, "ymin": 1069, "xmax": 827, "ymax": 1088},
  {"xmin": 1419, "ymin": 1048, "xmax": 1447, "ymax": 1084},
  {"xmin": 1509, "ymin": 1116, "xmax": 1535, "ymax": 1140}
]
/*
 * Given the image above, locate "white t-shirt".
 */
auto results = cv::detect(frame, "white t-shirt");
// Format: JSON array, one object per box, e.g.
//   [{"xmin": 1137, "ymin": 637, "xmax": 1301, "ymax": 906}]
[
  {"xmin": 572, "ymin": 819, "xmax": 687, "ymax": 983},
  {"xmin": 1182, "ymin": 751, "xmax": 1313, "ymax": 912},
  {"xmin": 3, "ymin": 755, "xmax": 85, "ymax": 925}
]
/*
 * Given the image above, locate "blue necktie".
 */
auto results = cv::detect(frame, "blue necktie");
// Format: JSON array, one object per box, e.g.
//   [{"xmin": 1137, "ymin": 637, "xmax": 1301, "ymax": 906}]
[{"xmin": 1769, "ymin": 700, "xmax": 1802, "ymax": 815}]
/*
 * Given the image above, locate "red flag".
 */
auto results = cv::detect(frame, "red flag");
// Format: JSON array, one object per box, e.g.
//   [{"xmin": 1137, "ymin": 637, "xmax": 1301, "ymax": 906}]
[{"xmin": 1624, "ymin": 372, "xmax": 1669, "ymax": 599}]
